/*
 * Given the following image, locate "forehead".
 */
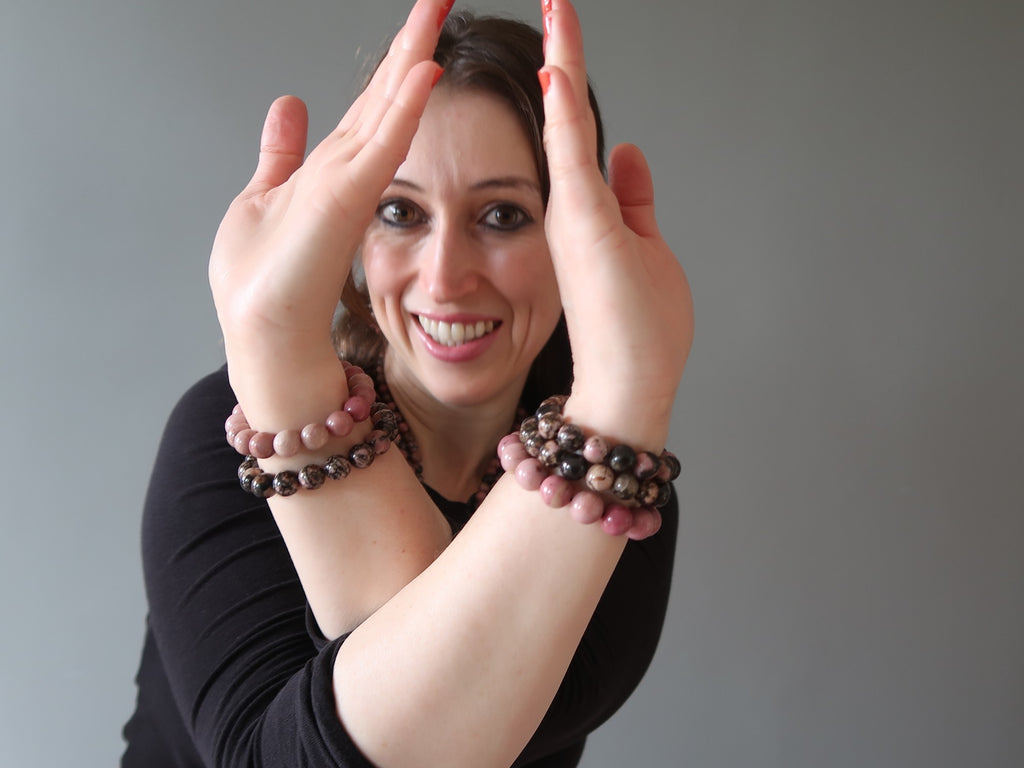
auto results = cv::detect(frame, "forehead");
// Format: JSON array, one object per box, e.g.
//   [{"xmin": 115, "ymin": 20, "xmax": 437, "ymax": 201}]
[{"xmin": 395, "ymin": 87, "xmax": 539, "ymax": 189}]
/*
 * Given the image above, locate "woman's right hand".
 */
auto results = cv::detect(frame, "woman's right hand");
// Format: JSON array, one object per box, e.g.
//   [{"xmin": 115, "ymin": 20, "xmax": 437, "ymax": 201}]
[{"xmin": 209, "ymin": 0, "xmax": 451, "ymax": 390}]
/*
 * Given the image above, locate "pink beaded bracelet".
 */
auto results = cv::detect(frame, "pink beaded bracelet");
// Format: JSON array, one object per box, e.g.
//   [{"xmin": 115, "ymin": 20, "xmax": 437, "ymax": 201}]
[{"xmin": 225, "ymin": 361, "xmax": 378, "ymax": 459}]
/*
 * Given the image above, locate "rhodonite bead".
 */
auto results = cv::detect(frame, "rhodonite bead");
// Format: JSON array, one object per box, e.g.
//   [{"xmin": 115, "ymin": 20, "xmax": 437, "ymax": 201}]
[
  {"xmin": 539, "ymin": 475, "xmax": 574, "ymax": 508},
  {"xmin": 519, "ymin": 416, "xmax": 539, "ymax": 440},
  {"xmin": 612, "ymin": 473, "xmax": 640, "ymax": 501},
  {"xmin": 273, "ymin": 471, "xmax": 300, "ymax": 497},
  {"xmin": 349, "ymin": 443, "xmax": 375, "ymax": 469},
  {"xmin": 524, "ymin": 434, "xmax": 545, "ymax": 458},
  {"xmin": 250, "ymin": 472, "xmax": 276, "ymax": 498},
  {"xmin": 537, "ymin": 412, "xmax": 563, "ymax": 439},
  {"xmin": 601, "ymin": 504, "xmax": 634, "ymax": 536},
  {"xmin": 556, "ymin": 453, "xmax": 587, "ymax": 481},
  {"xmin": 366, "ymin": 429, "xmax": 391, "ymax": 455},
  {"xmin": 585, "ymin": 463, "xmax": 615, "ymax": 492},
  {"xmin": 300, "ymin": 423, "xmax": 329, "ymax": 451},
  {"xmin": 343, "ymin": 396, "xmax": 371, "ymax": 422},
  {"xmin": 514, "ymin": 458, "xmax": 547, "ymax": 490},
  {"xmin": 637, "ymin": 479, "xmax": 661, "ymax": 506},
  {"xmin": 655, "ymin": 482, "xmax": 672, "ymax": 508},
  {"xmin": 569, "ymin": 490, "xmax": 604, "ymax": 524},
  {"xmin": 498, "ymin": 435, "xmax": 528, "ymax": 472},
  {"xmin": 628, "ymin": 508, "xmax": 662, "ymax": 540},
  {"xmin": 556, "ymin": 424, "xmax": 584, "ymax": 452},
  {"xmin": 248, "ymin": 431, "xmax": 276, "ymax": 459},
  {"xmin": 536, "ymin": 395, "xmax": 567, "ymax": 416},
  {"xmin": 323, "ymin": 455, "xmax": 352, "ymax": 480},
  {"xmin": 239, "ymin": 465, "xmax": 262, "ymax": 493},
  {"xmin": 273, "ymin": 429, "xmax": 302, "ymax": 457},
  {"xmin": 538, "ymin": 439, "xmax": 561, "ymax": 467},
  {"xmin": 659, "ymin": 451, "xmax": 681, "ymax": 481},
  {"xmin": 607, "ymin": 444, "xmax": 637, "ymax": 473},
  {"xmin": 634, "ymin": 451, "xmax": 661, "ymax": 480},
  {"xmin": 582, "ymin": 435, "xmax": 609, "ymax": 464},
  {"xmin": 325, "ymin": 410, "xmax": 355, "ymax": 437},
  {"xmin": 238, "ymin": 456, "xmax": 258, "ymax": 479},
  {"xmin": 233, "ymin": 429, "xmax": 256, "ymax": 455},
  {"xmin": 298, "ymin": 464, "xmax": 326, "ymax": 490}
]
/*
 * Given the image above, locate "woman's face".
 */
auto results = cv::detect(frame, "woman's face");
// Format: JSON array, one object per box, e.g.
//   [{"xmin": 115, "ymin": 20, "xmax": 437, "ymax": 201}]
[{"xmin": 361, "ymin": 87, "xmax": 561, "ymax": 408}]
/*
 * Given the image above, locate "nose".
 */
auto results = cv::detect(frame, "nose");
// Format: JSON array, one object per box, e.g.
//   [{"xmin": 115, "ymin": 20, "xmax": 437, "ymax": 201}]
[{"xmin": 420, "ymin": 220, "xmax": 479, "ymax": 303}]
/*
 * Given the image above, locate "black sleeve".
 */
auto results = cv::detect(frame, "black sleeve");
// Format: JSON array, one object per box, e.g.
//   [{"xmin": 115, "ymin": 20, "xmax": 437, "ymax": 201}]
[
  {"xmin": 140, "ymin": 367, "xmax": 374, "ymax": 768},
  {"xmin": 514, "ymin": 485, "xmax": 679, "ymax": 766}
]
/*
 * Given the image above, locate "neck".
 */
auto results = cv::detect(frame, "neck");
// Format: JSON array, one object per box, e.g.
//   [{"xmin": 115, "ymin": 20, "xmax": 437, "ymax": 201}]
[{"xmin": 381, "ymin": 352, "xmax": 524, "ymax": 502}]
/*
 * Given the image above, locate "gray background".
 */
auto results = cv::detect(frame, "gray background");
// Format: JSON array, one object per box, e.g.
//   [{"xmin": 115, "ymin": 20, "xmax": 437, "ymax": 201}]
[{"xmin": 2, "ymin": 0, "xmax": 1021, "ymax": 766}]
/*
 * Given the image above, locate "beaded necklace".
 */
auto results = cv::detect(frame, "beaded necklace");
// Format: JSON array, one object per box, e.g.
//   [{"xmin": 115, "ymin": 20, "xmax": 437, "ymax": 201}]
[{"xmin": 375, "ymin": 356, "xmax": 526, "ymax": 509}]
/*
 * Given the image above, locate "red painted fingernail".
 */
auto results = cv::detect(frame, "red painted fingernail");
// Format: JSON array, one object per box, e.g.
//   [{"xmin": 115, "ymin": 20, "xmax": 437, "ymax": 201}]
[
  {"xmin": 538, "ymin": 69, "xmax": 551, "ymax": 95},
  {"xmin": 543, "ymin": 0, "xmax": 553, "ymax": 14},
  {"xmin": 437, "ymin": 0, "xmax": 455, "ymax": 30},
  {"xmin": 544, "ymin": 13, "xmax": 553, "ymax": 39},
  {"xmin": 432, "ymin": 67, "xmax": 444, "ymax": 87}
]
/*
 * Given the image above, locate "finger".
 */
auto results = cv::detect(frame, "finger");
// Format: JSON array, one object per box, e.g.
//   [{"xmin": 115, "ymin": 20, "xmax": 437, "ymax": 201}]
[
  {"xmin": 542, "ymin": 0, "xmax": 588, "ymax": 111},
  {"xmin": 608, "ymin": 143, "xmax": 661, "ymax": 240},
  {"xmin": 336, "ymin": 0, "xmax": 451, "ymax": 137},
  {"xmin": 247, "ymin": 95, "xmax": 308, "ymax": 194}
]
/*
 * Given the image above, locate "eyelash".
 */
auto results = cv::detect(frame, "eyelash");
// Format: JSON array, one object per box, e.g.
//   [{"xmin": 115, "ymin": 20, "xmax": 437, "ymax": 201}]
[{"xmin": 375, "ymin": 199, "xmax": 534, "ymax": 232}]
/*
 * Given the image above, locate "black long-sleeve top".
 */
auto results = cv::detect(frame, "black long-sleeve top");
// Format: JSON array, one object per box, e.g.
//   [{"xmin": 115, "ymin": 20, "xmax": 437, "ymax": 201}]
[{"xmin": 121, "ymin": 366, "xmax": 678, "ymax": 767}]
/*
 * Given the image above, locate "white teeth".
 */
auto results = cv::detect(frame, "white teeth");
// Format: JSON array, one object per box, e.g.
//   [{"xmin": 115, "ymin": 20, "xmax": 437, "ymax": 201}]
[{"xmin": 417, "ymin": 316, "xmax": 495, "ymax": 346}]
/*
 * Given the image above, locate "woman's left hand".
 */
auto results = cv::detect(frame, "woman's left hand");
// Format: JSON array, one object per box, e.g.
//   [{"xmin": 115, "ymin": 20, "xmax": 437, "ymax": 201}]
[{"xmin": 540, "ymin": 0, "xmax": 693, "ymax": 448}]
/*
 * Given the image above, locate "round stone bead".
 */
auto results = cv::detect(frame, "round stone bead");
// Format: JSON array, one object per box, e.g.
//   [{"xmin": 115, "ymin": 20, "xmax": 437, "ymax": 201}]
[
  {"xmin": 239, "ymin": 465, "xmax": 262, "ymax": 493},
  {"xmin": 273, "ymin": 471, "xmax": 300, "ymax": 497},
  {"xmin": 273, "ymin": 429, "xmax": 302, "ymax": 458},
  {"xmin": 601, "ymin": 504, "xmax": 633, "ymax": 536},
  {"xmin": 498, "ymin": 437, "xmax": 528, "ymax": 472},
  {"xmin": 634, "ymin": 451, "xmax": 661, "ymax": 480},
  {"xmin": 349, "ymin": 443, "xmax": 375, "ymax": 469},
  {"xmin": 250, "ymin": 472, "xmax": 276, "ymax": 499},
  {"xmin": 366, "ymin": 429, "xmax": 391, "ymax": 455},
  {"xmin": 248, "ymin": 431, "xmax": 276, "ymax": 459},
  {"xmin": 298, "ymin": 464, "xmax": 327, "ymax": 490},
  {"xmin": 326, "ymin": 410, "xmax": 355, "ymax": 437},
  {"xmin": 585, "ymin": 463, "xmax": 615, "ymax": 492},
  {"xmin": 323, "ymin": 455, "xmax": 352, "ymax": 480},
  {"xmin": 300, "ymin": 423, "xmax": 329, "ymax": 451},
  {"xmin": 607, "ymin": 444, "xmax": 637, "ymax": 473},
  {"xmin": 569, "ymin": 490, "xmax": 605, "ymax": 524},
  {"xmin": 238, "ymin": 456, "xmax": 258, "ymax": 480},
  {"xmin": 627, "ymin": 508, "xmax": 662, "ymax": 541},
  {"xmin": 582, "ymin": 435, "xmax": 610, "ymax": 464},
  {"xmin": 612, "ymin": 473, "xmax": 640, "ymax": 501},
  {"xmin": 556, "ymin": 452, "xmax": 588, "ymax": 481},
  {"xmin": 637, "ymin": 479, "xmax": 661, "ymax": 506},
  {"xmin": 536, "ymin": 395, "xmax": 566, "ymax": 416},
  {"xmin": 524, "ymin": 434, "xmax": 545, "ymax": 458},
  {"xmin": 556, "ymin": 424, "xmax": 585, "ymax": 452},
  {"xmin": 519, "ymin": 416, "xmax": 539, "ymax": 441},
  {"xmin": 655, "ymin": 482, "xmax": 672, "ymax": 508},
  {"xmin": 514, "ymin": 458, "xmax": 548, "ymax": 491},
  {"xmin": 343, "ymin": 395, "xmax": 371, "ymax": 423},
  {"xmin": 539, "ymin": 475, "xmax": 574, "ymax": 508},
  {"xmin": 233, "ymin": 429, "xmax": 256, "ymax": 455},
  {"xmin": 537, "ymin": 412, "xmax": 563, "ymax": 440},
  {"xmin": 659, "ymin": 451, "xmax": 682, "ymax": 481},
  {"xmin": 538, "ymin": 439, "xmax": 561, "ymax": 467}
]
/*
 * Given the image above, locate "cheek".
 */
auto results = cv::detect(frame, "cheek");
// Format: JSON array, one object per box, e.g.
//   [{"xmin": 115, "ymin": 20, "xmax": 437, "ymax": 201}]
[{"xmin": 360, "ymin": 243, "xmax": 409, "ymax": 312}]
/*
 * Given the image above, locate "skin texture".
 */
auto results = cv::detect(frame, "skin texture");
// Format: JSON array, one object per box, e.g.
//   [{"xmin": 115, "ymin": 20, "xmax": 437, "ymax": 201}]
[{"xmin": 206, "ymin": 0, "xmax": 693, "ymax": 765}]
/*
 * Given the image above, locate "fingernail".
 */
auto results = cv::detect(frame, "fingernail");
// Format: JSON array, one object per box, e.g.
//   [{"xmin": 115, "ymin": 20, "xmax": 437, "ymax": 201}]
[
  {"xmin": 544, "ymin": 13, "xmax": 553, "ymax": 39},
  {"xmin": 432, "ymin": 67, "xmax": 444, "ymax": 87},
  {"xmin": 543, "ymin": 0, "xmax": 553, "ymax": 14},
  {"xmin": 538, "ymin": 69, "xmax": 551, "ymax": 95},
  {"xmin": 437, "ymin": 0, "xmax": 455, "ymax": 30}
]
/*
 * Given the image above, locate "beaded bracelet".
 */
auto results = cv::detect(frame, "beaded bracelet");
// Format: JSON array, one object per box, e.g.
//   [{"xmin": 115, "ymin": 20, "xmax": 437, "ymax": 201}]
[
  {"xmin": 238, "ymin": 403, "xmax": 399, "ymax": 498},
  {"xmin": 503, "ymin": 396, "xmax": 680, "ymax": 540},
  {"xmin": 225, "ymin": 361, "xmax": 378, "ymax": 459}
]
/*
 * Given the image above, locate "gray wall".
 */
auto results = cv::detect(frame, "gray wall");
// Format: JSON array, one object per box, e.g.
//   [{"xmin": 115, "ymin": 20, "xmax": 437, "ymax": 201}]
[{"xmin": 2, "ymin": 1, "xmax": 1021, "ymax": 766}]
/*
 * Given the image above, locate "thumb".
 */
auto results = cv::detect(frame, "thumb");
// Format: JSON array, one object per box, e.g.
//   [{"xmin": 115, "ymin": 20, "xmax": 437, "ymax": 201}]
[
  {"xmin": 608, "ymin": 143, "xmax": 660, "ymax": 239},
  {"xmin": 247, "ymin": 95, "xmax": 309, "ymax": 194}
]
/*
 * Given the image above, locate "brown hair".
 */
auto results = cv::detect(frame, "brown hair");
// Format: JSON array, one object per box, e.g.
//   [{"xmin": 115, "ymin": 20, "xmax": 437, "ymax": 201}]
[{"xmin": 334, "ymin": 12, "xmax": 606, "ymax": 410}]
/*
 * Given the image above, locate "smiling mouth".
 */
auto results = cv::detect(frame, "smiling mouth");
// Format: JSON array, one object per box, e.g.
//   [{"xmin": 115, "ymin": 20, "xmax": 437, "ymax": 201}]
[{"xmin": 416, "ymin": 315, "xmax": 499, "ymax": 346}]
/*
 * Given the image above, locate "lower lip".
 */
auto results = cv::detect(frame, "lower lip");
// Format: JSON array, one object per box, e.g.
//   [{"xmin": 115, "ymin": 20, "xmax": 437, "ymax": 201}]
[{"xmin": 414, "ymin": 320, "xmax": 501, "ymax": 362}]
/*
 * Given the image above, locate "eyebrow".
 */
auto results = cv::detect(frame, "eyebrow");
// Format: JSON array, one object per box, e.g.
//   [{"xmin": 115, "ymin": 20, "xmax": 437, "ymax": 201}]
[{"xmin": 391, "ymin": 176, "xmax": 541, "ymax": 195}]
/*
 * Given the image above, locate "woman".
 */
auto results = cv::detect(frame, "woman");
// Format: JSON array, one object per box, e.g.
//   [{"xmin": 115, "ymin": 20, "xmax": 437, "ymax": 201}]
[{"xmin": 122, "ymin": 1, "xmax": 693, "ymax": 766}]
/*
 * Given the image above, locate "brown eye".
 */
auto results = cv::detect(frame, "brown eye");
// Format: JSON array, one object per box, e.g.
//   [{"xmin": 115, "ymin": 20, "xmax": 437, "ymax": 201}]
[
  {"xmin": 377, "ymin": 200, "xmax": 423, "ymax": 227},
  {"xmin": 482, "ymin": 204, "xmax": 531, "ymax": 231}
]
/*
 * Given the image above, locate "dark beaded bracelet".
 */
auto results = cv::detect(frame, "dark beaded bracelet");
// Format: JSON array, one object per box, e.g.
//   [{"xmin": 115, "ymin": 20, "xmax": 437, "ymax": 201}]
[
  {"xmin": 237, "ymin": 403, "xmax": 399, "ymax": 498},
  {"xmin": 516, "ymin": 396, "xmax": 680, "ymax": 507}
]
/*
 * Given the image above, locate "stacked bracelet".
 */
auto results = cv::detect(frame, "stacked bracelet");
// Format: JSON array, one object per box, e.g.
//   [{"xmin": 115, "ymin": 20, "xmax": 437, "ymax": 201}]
[
  {"xmin": 238, "ymin": 403, "xmax": 399, "ymax": 499},
  {"xmin": 225, "ymin": 361, "xmax": 378, "ymax": 458},
  {"xmin": 499, "ymin": 396, "xmax": 680, "ymax": 540}
]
